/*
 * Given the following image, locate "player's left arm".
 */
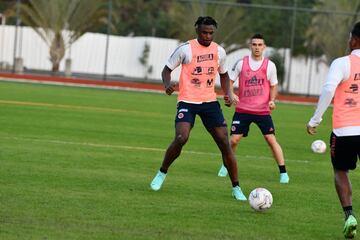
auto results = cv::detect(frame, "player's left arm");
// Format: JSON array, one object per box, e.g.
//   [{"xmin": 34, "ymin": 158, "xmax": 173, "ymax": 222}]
[
  {"xmin": 219, "ymin": 46, "xmax": 238, "ymax": 106},
  {"xmin": 306, "ymin": 57, "xmax": 346, "ymax": 135},
  {"xmin": 268, "ymin": 61, "xmax": 278, "ymax": 110},
  {"xmin": 269, "ymin": 84, "xmax": 277, "ymax": 110},
  {"xmin": 220, "ymin": 73, "xmax": 238, "ymax": 106}
]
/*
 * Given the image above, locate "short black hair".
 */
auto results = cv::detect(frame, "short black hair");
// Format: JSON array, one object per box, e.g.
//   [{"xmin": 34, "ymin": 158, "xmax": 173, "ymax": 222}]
[
  {"xmin": 251, "ymin": 33, "xmax": 265, "ymax": 41},
  {"xmin": 351, "ymin": 22, "xmax": 360, "ymax": 38},
  {"xmin": 194, "ymin": 16, "xmax": 217, "ymax": 28}
]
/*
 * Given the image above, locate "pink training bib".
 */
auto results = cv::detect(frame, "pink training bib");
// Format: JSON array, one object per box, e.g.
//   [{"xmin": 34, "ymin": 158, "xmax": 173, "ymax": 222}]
[{"xmin": 235, "ymin": 56, "xmax": 270, "ymax": 115}]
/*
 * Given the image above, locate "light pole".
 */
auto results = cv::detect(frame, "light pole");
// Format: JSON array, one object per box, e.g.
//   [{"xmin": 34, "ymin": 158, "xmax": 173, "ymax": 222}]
[
  {"xmin": 285, "ymin": 0, "xmax": 298, "ymax": 93},
  {"xmin": 0, "ymin": 13, "xmax": 5, "ymax": 69},
  {"xmin": 103, "ymin": 0, "xmax": 112, "ymax": 80},
  {"xmin": 12, "ymin": 0, "xmax": 21, "ymax": 73}
]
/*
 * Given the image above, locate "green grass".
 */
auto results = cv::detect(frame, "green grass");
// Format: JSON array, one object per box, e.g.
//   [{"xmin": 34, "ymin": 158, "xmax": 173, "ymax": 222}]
[{"xmin": 0, "ymin": 81, "xmax": 359, "ymax": 239}]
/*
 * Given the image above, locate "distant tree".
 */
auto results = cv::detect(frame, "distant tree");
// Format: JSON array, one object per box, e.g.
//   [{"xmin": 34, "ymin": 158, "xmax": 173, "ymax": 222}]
[
  {"xmin": 0, "ymin": 0, "xmax": 18, "ymax": 25},
  {"xmin": 241, "ymin": 0, "xmax": 316, "ymax": 56},
  {"xmin": 268, "ymin": 49, "xmax": 285, "ymax": 86},
  {"xmin": 168, "ymin": 0, "xmax": 247, "ymax": 53},
  {"xmin": 306, "ymin": 0, "xmax": 360, "ymax": 63},
  {"xmin": 110, "ymin": 0, "xmax": 172, "ymax": 38},
  {"xmin": 10, "ymin": 0, "xmax": 108, "ymax": 72},
  {"xmin": 138, "ymin": 42, "xmax": 153, "ymax": 80}
]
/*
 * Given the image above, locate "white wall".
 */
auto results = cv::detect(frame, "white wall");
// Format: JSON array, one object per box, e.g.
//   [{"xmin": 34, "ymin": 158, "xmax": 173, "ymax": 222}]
[
  {"xmin": 0, "ymin": 25, "xmax": 329, "ymax": 96},
  {"xmin": 285, "ymin": 55, "xmax": 328, "ymax": 96}
]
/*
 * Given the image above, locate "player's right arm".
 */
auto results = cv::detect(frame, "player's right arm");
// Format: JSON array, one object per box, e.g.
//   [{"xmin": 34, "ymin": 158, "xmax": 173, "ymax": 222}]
[
  {"xmin": 162, "ymin": 66, "xmax": 176, "ymax": 95},
  {"xmin": 162, "ymin": 42, "xmax": 189, "ymax": 96}
]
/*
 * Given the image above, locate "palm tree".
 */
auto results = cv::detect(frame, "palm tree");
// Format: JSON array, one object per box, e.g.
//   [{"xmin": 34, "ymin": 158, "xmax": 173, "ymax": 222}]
[
  {"xmin": 15, "ymin": 0, "xmax": 108, "ymax": 72},
  {"xmin": 306, "ymin": 0, "xmax": 360, "ymax": 63}
]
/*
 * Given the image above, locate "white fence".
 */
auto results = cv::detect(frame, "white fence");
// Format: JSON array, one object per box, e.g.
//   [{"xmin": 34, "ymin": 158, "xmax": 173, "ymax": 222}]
[{"xmin": 0, "ymin": 25, "xmax": 329, "ymax": 95}]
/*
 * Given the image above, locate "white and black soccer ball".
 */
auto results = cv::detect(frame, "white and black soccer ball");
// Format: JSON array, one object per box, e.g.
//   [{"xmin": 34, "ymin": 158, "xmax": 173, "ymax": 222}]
[
  {"xmin": 249, "ymin": 188, "xmax": 273, "ymax": 212},
  {"xmin": 311, "ymin": 140, "xmax": 326, "ymax": 154}
]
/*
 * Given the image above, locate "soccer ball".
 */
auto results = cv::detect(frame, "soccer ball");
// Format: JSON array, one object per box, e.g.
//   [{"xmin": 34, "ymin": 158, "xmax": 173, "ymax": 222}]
[
  {"xmin": 248, "ymin": 188, "xmax": 273, "ymax": 212},
  {"xmin": 311, "ymin": 140, "xmax": 326, "ymax": 153}
]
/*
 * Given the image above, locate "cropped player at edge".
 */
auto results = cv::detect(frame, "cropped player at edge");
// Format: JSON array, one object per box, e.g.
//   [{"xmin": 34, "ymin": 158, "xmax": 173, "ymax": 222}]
[
  {"xmin": 307, "ymin": 22, "xmax": 360, "ymax": 239},
  {"xmin": 150, "ymin": 16, "xmax": 247, "ymax": 201},
  {"xmin": 217, "ymin": 33, "xmax": 290, "ymax": 184}
]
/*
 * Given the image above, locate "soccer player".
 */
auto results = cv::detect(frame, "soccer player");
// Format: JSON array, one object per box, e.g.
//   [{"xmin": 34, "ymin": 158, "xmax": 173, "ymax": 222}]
[
  {"xmin": 150, "ymin": 16, "xmax": 247, "ymax": 201},
  {"xmin": 307, "ymin": 22, "xmax": 360, "ymax": 239},
  {"xmin": 217, "ymin": 33, "xmax": 290, "ymax": 184}
]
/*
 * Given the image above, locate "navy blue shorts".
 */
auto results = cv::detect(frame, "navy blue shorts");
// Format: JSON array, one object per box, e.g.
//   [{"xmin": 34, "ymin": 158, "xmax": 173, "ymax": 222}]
[
  {"xmin": 330, "ymin": 132, "xmax": 360, "ymax": 171},
  {"xmin": 175, "ymin": 101, "xmax": 227, "ymax": 128},
  {"xmin": 230, "ymin": 112, "xmax": 275, "ymax": 137}
]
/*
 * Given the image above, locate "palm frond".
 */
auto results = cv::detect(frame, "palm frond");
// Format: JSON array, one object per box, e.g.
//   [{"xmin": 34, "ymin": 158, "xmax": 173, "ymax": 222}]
[{"xmin": 16, "ymin": 0, "xmax": 108, "ymax": 71}]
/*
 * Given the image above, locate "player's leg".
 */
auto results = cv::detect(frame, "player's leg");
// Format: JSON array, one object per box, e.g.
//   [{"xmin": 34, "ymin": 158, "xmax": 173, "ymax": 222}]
[
  {"xmin": 335, "ymin": 171, "xmax": 357, "ymax": 239},
  {"xmin": 263, "ymin": 134, "xmax": 285, "ymax": 166},
  {"xmin": 161, "ymin": 122, "xmax": 192, "ymax": 171},
  {"xmin": 207, "ymin": 126, "xmax": 246, "ymax": 200},
  {"xmin": 217, "ymin": 134, "xmax": 243, "ymax": 177},
  {"xmin": 150, "ymin": 102, "xmax": 195, "ymax": 191},
  {"xmin": 257, "ymin": 115, "xmax": 289, "ymax": 183},
  {"xmin": 208, "ymin": 126, "xmax": 237, "ymax": 183},
  {"xmin": 335, "ymin": 170, "xmax": 352, "ymax": 209},
  {"xmin": 230, "ymin": 134, "xmax": 243, "ymax": 152},
  {"xmin": 200, "ymin": 102, "xmax": 246, "ymax": 200},
  {"xmin": 218, "ymin": 112, "xmax": 248, "ymax": 177},
  {"xmin": 150, "ymin": 122, "xmax": 191, "ymax": 191},
  {"xmin": 330, "ymin": 133, "xmax": 359, "ymax": 238}
]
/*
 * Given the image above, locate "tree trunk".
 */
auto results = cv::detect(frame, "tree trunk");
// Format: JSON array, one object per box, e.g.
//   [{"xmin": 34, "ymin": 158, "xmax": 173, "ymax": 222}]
[
  {"xmin": 49, "ymin": 32, "xmax": 65, "ymax": 73},
  {"xmin": 52, "ymin": 61, "xmax": 60, "ymax": 73}
]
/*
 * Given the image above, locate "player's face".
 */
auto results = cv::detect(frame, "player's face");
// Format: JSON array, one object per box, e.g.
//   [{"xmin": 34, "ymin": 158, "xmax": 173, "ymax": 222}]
[
  {"xmin": 196, "ymin": 24, "xmax": 215, "ymax": 47},
  {"xmin": 250, "ymin": 38, "xmax": 266, "ymax": 58}
]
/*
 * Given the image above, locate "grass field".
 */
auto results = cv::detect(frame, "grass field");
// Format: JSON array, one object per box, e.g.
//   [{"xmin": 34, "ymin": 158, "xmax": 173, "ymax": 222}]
[{"xmin": 1, "ymin": 80, "xmax": 359, "ymax": 240}]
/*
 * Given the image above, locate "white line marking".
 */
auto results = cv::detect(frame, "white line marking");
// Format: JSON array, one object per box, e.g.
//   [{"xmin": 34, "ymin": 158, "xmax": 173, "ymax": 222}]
[
  {"xmin": 0, "ymin": 135, "xmax": 309, "ymax": 163},
  {"xmin": 0, "ymin": 77, "xmax": 165, "ymax": 94},
  {"xmin": 0, "ymin": 99, "xmax": 167, "ymax": 117}
]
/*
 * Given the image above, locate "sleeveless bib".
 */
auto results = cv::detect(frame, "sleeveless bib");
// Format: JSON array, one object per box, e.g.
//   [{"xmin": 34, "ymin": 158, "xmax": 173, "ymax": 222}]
[
  {"xmin": 333, "ymin": 54, "xmax": 360, "ymax": 128},
  {"xmin": 235, "ymin": 56, "xmax": 270, "ymax": 115},
  {"xmin": 178, "ymin": 39, "xmax": 219, "ymax": 103}
]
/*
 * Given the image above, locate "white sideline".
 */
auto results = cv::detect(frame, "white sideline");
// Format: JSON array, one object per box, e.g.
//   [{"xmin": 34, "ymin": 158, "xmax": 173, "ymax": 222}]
[
  {"xmin": 0, "ymin": 77, "xmax": 165, "ymax": 94},
  {"xmin": 0, "ymin": 135, "xmax": 309, "ymax": 163},
  {"xmin": 0, "ymin": 99, "xmax": 159, "ymax": 115}
]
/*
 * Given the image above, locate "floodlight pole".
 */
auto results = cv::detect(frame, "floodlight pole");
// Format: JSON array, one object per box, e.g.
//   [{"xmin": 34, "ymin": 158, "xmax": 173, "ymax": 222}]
[
  {"xmin": 12, "ymin": 0, "xmax": 21, "ymax": 73},
  {"xmin": 0, "ymin": 14, "xmax": 5, "ymax": 65},
  {"xmin": 286, "ymin": 0, "xmax": 298, "ymax": 93},
  {"xmin": 306, "ymin": 56, "xmax": 313, "ymax": 97},
  {"xmin": 103, "ymin": 0, "xmax": 112, "ymax": 80},
  {"xmin": 200, "ymin": 0, "xmax": 205, "ymax": 15}
]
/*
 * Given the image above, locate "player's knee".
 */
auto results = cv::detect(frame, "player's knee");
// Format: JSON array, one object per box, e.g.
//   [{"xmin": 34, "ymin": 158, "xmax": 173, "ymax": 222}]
[
  {"xmin": 230, "ymin": 136, "xmax": 240, "ymax": 146},
  {"xmin": 175, "ymin": 134, "xmax": 189, "ymax": 146},
  {"xmin": 218, "ymin": 136, "xmax": 231, "ymax": 150},
  {"xmin": 264, "ymin": 134, "xmax": 276, "ymax": 144}
]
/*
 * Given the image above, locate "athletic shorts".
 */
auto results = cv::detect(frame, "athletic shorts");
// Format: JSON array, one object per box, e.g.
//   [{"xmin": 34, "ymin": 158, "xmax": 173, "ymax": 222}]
[
  {"xmin": 175, "ymin": 101, "xmax": 227, "ymax": 128},
  {"xmin": 330, "ymin": 132, "xmax": 360, "ymax": 171},
  {"xmin": 230, "ymin": 112, "xmax": 275, "ymax": 137}
]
